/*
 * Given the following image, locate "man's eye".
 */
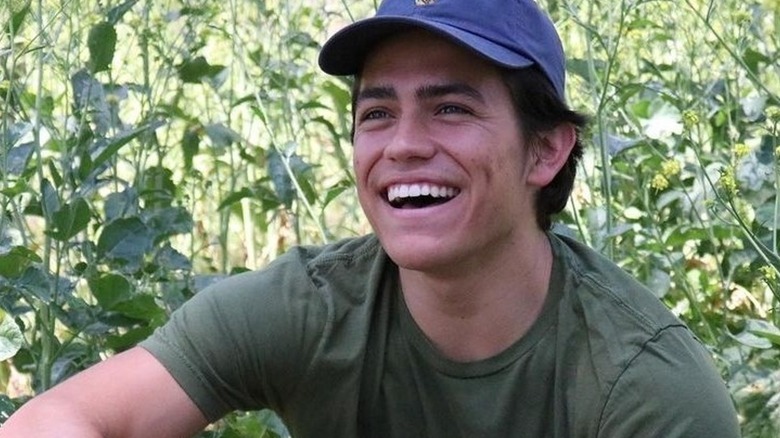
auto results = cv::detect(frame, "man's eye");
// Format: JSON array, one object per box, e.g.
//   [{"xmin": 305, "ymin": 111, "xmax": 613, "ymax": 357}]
[
  {"xmin": 361, "ymin": 109, "xmax": 389, "ymax": 121},
  {"xmin": 437, "ymin": 105, "xmax": 469, "ymax": 115}
]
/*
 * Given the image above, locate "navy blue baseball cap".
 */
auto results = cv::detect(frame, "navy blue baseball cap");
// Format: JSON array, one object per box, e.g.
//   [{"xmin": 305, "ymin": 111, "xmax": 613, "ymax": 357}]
[{"xmin": 318, "ymin": 0, "xmax": 567, "ymax": 99}]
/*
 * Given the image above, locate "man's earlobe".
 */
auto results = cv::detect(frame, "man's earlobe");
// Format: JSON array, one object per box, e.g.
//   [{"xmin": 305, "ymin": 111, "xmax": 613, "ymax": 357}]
[{"xmin": 527, "ymin": 123, "xmax": 577, "ymax": 187}]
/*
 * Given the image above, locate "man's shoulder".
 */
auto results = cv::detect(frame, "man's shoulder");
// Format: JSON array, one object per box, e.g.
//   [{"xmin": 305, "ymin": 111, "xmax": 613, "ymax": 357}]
[
  {"xmin": 549, "ymin": 230, "xmax": 681, "ymax": 330},
  {"xmin": 288, "ymin": 234, "xmax": 384, "ymax": 269}
]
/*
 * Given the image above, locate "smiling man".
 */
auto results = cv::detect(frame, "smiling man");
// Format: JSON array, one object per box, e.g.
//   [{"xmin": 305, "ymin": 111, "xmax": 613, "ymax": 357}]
[{"xmin": 1, "ymin": 0, "xmax": 740, "ymax": 437}]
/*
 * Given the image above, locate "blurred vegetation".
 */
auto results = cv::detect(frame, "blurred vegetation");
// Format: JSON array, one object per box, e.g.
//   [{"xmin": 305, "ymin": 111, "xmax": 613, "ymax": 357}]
[{"xmin": 0, "ymin": 0, "xmax": 778, "ymax": 435}]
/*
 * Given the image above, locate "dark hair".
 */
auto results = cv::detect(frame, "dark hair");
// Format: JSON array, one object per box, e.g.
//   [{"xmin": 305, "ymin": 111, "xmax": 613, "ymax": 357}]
[
  {"xmin": 500, "ymin": 67, "xmax": 588, "ymax": 230},
  {"xmin": 349, "ymin": 66, "xmax": 588, "ymax": 231}
]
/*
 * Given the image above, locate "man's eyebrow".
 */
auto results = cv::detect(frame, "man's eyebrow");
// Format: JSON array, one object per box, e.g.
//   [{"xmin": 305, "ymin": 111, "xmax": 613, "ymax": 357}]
[
  {"xmin": 355, "ymin": 86, "xmax": 397, "ymax": 106},
  {"xmin": 355, "ymin": 83, "xmax": 485, "ymax": 106},
  {"xmin": 416, "ymin": 83, "xmax": 484, "ymax": 103}
]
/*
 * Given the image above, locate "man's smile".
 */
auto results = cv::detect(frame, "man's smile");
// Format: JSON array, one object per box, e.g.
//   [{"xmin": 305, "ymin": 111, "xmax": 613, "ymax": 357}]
[{"xmin": 386, "ymin": 183, "xmax": 460, "ymax": 209}]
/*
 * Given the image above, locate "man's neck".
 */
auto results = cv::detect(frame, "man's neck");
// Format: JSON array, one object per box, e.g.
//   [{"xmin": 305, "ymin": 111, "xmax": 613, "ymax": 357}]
[{"xmin": 398, "ymin": 230, "xmax": 554, "ymax": 362}]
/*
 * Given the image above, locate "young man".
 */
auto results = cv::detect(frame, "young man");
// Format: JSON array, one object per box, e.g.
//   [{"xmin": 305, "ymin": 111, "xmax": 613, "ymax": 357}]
[{"xmin": 2, "ymin": 0, "xmax": 740, "ymax": 436}]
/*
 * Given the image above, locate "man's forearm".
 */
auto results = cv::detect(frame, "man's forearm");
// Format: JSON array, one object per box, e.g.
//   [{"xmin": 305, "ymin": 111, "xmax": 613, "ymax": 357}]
[{"xmin": 1, "ymin": 394, "xmax": 104, "ymax": 438}]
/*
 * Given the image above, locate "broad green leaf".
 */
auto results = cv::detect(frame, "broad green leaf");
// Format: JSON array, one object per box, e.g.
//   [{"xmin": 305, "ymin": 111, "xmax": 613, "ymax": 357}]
[
  {"xmin": 47, "ymin": 159, "xmax": 63, "ymax": 187},
  {"xmin": 4, "ymin": 141, "xmax": 34, "ymax": 176},
  {"xmin": 0, "ymin": 314, "xmax": 23, "ymax": 361},
  {"xmin": 88, "ymin": 273, "xmax": 132, "ymax": 309},
  {"xmin": 182, "ymin": 125, "xmax": 200, "ymax": 170},
  {"xmin": 2, "ymin": 121, "xmax": 31, "ymax": 149},
  {"xmin": 177, "ymin": 56, "xmax": 226, "ymax": 83},
  {"xmin": 17, "ymin": 266, "xmax": 52, "ymax": 302},
  {"xmin": 747, "ymin": 319, "xmax": 780, "ymax": 346},
  {"xmin": 732, "ymin": 330, "xmax": 772, "ymax": 349},
  {"xmin": 606, "ymin": 134, "xmax": 641, "ymax": 157},
  {"xmin": 71, "ymin": 69, "xmax": 111, "ymax": 135},
  {"xmin": 0, "ymin": 246, "xmax": 41, "ymax": 278},
  {"xmin": 138, "ymin": 166, "xmax": 176, "ymax": 208},
  {"xmin": 104, "ymin": 188, "xmax": 139, "ymax": 222},
  {"xmin": 218, "ymin": 187, "xmax": 255, "ymax": 210},
  {"xmin": 742, "ymin": 47, "xmax": 769, "ymax": 76},
  {"xmin": 112, "ymin": 294, "xmax": 165, "ymax": 323},
  {"xmin": 663, "ymin": 225, "xmax": 709, "ymax": 247},
  {"xmin": 755, "ymin": 203, "xmax": 780, "ymax": 230},
  {"xmin": 92, "ymin": 120, "xmax": 165, "ymax": 172},
  {"xmin": 154, "ymin": 244, "xmax": 192, "ymax": 271},
  {"xmin": 267, "ymin": 149, "xmax": 312, "ymax": 208},
  {"xmin": 204, "ymin": 123, "xmax": 240, "ymax": 149},
  {"xmin": 6, "ymin": 0, "xmax": 31, "ymax": 34},
  {"xmin": 40, "ymin": 178, "xmax": 60, "ymax": 223},
  {"xmin": 97, "ymin": 218, "xmax": 154, "ymax": 269},
  {"xmin": 645, "ymin": 268, "xmax": 671, "ymax": 298},
  {"xmin": 323, "ymin": 180, "xmax": 352, "ymax": 208},
  {"xmin": 322, "ymin": 80, "xmax": 351, "ymax": 112},
  {"xmin": 48, "ymin": 197, "xmax": 92, "ymax": 241},
  {"xmin": 143, "ymin": 206, "xmax": 193, "ymax": 241},
  {"xmin": 88, "ymin": 22, "xmax": 117, "ymax": 73},
  {"xmin": 106, "ymin": 326, "xmax": 154, "ymax": 351},
  {"xmin": 268, "ymin": 149, "xmax": 294, "ymax": 207}
]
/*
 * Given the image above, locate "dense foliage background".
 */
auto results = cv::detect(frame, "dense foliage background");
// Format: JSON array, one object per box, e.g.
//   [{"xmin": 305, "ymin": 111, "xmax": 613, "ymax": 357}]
[{"xmin": 0, "ymin": 0, "xmax": 778, "ymax": 435}]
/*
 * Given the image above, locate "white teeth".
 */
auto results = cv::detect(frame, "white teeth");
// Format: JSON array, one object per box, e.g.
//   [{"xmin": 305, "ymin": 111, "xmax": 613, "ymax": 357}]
[{"xmin": 387, "ymin": 183, "xmax": 459, "ymax": 203}]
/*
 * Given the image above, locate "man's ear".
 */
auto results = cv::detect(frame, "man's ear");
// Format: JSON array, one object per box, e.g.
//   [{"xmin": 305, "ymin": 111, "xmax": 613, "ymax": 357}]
[{"xmin": 527, "ymin": 123, "xmax": 577, "ymax": 187}]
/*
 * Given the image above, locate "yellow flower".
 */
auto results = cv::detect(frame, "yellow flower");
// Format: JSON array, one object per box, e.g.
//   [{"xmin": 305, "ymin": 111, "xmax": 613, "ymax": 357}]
[
  {"xmin": 734, "ymin": 10, "xmax": 752, "ymax": 26},
  {"xmin": 650, "ymin": 173, "xmax": 669, "ymax": 191},
  {"xmin": 682, "ymin": 110, "xmax": 699, "ymax": 129},
  {"xmin": 733, "ymin": 143, "xmax": 751, "ymax": 160},
  {"xmin": 719, "ymin": 166, "xmax": 738, "ymax": 196},
  {"xmin": 661, "ymin": 159, "xmax": 681, "ymax": 177},
  {"xmin": 767, "ymin": 106, "xmax": 780, "ymax": 123},
  {"xmin": 760, "ymin": 265, "xmax": 777, "ymax": 282}
]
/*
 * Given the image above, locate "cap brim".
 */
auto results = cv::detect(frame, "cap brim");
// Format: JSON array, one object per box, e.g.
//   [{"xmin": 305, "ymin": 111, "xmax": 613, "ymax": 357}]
[{"xmin": 318, "ymin": 16, "xmax": 535, "ymax": 76}]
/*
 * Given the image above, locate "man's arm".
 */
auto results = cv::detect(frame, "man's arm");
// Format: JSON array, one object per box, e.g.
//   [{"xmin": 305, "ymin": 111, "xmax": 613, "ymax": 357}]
[
  {"xmin": 0, "ymin": 346, "xmax": 209, "ymax": 437},
  {"xmin": 597, "ymin": 327, "xmax": 740, "ymax": 437}
]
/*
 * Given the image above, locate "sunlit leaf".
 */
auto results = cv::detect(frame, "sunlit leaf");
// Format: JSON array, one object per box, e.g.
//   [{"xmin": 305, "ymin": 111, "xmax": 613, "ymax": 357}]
[
  {"xmin": 48, "ymin": 197, "xmax": 92, "ymax": 241},
  {"xmin": 40, "ymin": 178, "xmax": 60, "ymax": 223},
  {"xmin": 747, "ymin": 319, "xmax": 780, "ymax": 346},
  {"xmin": 182, "ymin": 125, "xmax": 201, "ymax": 170},
  {"xmin": 92, "ymin": 120, "xmax": 165, "ymax": 171},
  {"xmin": 204, "ymin": 123, "xmax": 240, "ymax": 149},
  {"xmin": 742, "ymin": 47, "xmax": 769, "ymax": 76},
  {"xmin": 143, "ymin": 206, "xmax": 193, "ymax": 241},
  {"xmin": 177, "ymin": 56, "xmax": 226, "ymax": 84},
  {"xmin": 88, "ymin": 273, "xmax": 132, "ymax": 309},
  {"xmin": 6, "ymin": 0, "xmax": 31, "ymax": 35},
  {"xmin": 17, "ymin": 266, "xmax": 52, "ymax": 302},
  {"xmin": 268, "ymin": 149, "xmax": 294, "ymax": 207},
  {"xmin": 0, "ymin": 314, "xmax": 23, "ymax": 362},
  {"xmin": 97, "ymin": 218, "xmax": 154, "ymax": 269},
  {"xmin": 87, "ymin": 21, "xmax": 117, "ymax": 73},
  {"xmin": 154, "ymin": 244, "xmax": 192, "ymax": 271},
  {"xmin": 71, "ymin": 69, "xmax": 111, "ymax": 135},
  {"xmin": 104, "ymin": 188, "xmax": 140, "ymax": 222},
  {"xmin": 112, "ymin": 294, "xmax": 165, "ymax": 323},
  {"xmin": 0, "ymin": 246, "xmax": 41, "ymax": 278}
]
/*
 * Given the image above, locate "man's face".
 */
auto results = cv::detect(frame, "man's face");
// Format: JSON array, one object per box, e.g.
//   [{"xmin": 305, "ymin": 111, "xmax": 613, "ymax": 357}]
[{"xmin": 352, "ymin": 30, "xmax": 542, "ymax": 275}]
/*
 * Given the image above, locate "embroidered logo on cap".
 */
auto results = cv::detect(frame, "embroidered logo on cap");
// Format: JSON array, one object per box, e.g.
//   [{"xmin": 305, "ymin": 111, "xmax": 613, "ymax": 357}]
[{"xmin": 415, "ymin": 0, "xmax": 435, "ymax": 5}]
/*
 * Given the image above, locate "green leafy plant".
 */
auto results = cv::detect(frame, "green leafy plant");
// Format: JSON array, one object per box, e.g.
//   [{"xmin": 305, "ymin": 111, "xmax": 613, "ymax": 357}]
[{"xmin": 0, "ymin": 0, "xmax": 778, "ymax": 436}]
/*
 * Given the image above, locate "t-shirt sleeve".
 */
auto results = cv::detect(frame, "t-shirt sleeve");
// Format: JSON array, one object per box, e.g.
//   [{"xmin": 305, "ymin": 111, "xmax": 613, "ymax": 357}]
[
  {"xmin": 597, "ymin": 326, "xmax": 740, "ymax": 437},
  {"xmin": 139, "ymin": 252, "xmax": 327, "ymax": 422}
]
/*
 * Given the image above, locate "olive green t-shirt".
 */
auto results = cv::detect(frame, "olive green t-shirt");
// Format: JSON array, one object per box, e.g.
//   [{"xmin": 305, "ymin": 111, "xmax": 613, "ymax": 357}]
[{"xmin": 140, "ymin": 233, "xmax": 740, "ymax": 437}]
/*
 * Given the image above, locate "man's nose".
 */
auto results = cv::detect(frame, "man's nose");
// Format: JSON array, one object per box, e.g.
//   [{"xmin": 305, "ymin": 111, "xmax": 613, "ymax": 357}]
[{"xmin": 383, "ymin": 115, "xmax": 436, "ymax": 162}]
